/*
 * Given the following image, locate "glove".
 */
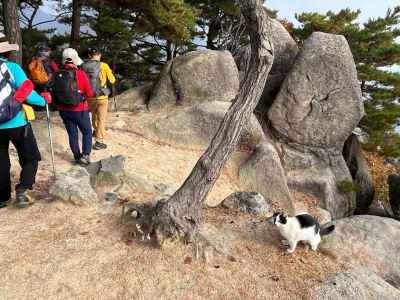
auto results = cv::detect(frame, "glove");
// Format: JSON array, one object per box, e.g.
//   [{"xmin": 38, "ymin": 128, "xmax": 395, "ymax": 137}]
[
  {"xmin": 15, "ymin": 80, "xmax": 34, "ymax": 103},
  {"xmin": 40, "ymin": 92, "xmax": 52, "ymax": 104}
]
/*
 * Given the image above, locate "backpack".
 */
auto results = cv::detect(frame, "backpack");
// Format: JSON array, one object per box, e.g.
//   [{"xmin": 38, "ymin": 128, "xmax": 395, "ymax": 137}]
[
  {"xmin": 51, "ymin": 69, "xmax": 83, "ymax": 105},
  {"xmin": 28, "ymin": 58, "xmax": 50, "ymax": 85},
  {"xmin": 0, "ymin": 61, "xmax": 22, "ymax": 124},
  {"xmin": 81, "ymin": 60, "xmax": 103, "ymax": 97}
]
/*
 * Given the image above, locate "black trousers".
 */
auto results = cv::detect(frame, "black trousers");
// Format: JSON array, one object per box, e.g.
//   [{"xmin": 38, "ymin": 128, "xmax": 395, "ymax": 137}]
[{"xmin": 0, "ymin": 124, "xmax": 41, "ymax": 203}]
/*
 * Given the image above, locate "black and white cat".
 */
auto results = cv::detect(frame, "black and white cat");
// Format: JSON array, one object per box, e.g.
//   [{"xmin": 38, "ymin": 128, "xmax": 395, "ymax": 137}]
[{"xmin": 267, "ymin": 212, "xmax": 335, "ymax": 253}]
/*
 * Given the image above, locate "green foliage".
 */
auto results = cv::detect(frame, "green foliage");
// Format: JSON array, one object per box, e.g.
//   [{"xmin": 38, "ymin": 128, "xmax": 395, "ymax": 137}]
[
  {"xmin": 293, "ymin": 7, "xmax": 400, "ymax": 156},
  {"xmin": 336, "ymin": 180, "xmax": 360, "ymax": 194}
]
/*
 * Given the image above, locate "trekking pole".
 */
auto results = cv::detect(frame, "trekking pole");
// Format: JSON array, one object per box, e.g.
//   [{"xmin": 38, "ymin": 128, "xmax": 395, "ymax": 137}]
[{"xmin": 45, "ymin": 103, "xmax": 56, "ymax": 178}]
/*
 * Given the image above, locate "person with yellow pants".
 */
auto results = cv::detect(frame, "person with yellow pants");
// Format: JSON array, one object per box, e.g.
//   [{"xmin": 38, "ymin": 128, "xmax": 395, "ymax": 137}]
[{"xmin": 82, "ymin": 47, "xmax": 116, "ymax": 150}]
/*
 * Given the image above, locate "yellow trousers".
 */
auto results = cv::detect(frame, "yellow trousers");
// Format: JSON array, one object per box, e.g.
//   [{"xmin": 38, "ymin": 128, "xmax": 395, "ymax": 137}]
[{"xmin": 88, "ymin": 97, "xmax": 108, "ymax": 143}]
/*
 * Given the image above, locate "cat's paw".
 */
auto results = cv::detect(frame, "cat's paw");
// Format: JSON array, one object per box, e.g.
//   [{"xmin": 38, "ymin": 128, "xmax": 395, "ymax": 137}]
[{"xmin": 286, "ymin": 248, "xmax": 295, "ymax": 254}]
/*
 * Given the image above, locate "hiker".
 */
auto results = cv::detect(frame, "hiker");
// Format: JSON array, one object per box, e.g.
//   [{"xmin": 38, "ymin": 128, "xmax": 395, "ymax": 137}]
[
  {"xmin": 82, "ymin": 47, "xmax": 116, "ymax": 150},
  {"xmin": 28, "ymin": 44, "xmax": 58, "ymax": 94},
  {"xmin": 49, "ymin": 48, "xmax": 93, "ymax": 165},
  {"xmin": 0, "ymin": 34, "xmax": 51, "ymax": 209}
]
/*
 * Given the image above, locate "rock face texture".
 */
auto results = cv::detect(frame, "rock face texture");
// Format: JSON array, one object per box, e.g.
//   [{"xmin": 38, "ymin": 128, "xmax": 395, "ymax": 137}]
[
  {"xmin": 266, "ymin": 32, "xmax": 364, "ymax": 218},
  {"xmin": 238, "ymin": 141, "xmax": 294, "ymax": 213},
  {"xmin": 320, "ymin": 215, "xmax": 400, "ymax": 288},
  {"xmin": 310, "ymin": 267, "xmax": 400, "ymax": 300},
  {"xmin": 269, "ymin": 32, "xmax": 364, "ymax": 148},
  {"xmin": 221, "ymin": 192, "xmax": 268, "ymax": 214},
  {"xmin": 149, "ymin": 50, "xmax": 239, "ymax": 109},
  {"xmin": 235, "ymin": 18, "xmax": 299, "ymax": 115},
  {"xmin": 149, "ymin": 101, "xmax": 265, "ymax": 148},
  {"xmin": 50, "ymin": 167, "xmax": 98, "ymax": 206},
  {"xmin": 110, "ymin": 83, "xmax": 153, "ymax": 112}
]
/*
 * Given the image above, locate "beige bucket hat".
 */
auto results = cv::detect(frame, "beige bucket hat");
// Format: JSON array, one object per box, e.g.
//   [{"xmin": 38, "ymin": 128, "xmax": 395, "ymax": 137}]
[{"xmin": 0, "ymin": 33, "xmax": 19, "ymax": 53}]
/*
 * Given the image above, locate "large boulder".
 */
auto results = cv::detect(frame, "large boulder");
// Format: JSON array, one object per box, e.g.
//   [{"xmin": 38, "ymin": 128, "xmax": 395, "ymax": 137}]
[
  {"xmin": 267, "ymin": 32, "xmax": 364, "ymax": 218},
  {"xmin": 148, "ymin": 101, "xmax": 265, "ymax": 148},
  {"xmin": 310, "ymin": 267, "xmax": 400, "ymax": 300},
  {"xmin": 320, "ymin": 215, "xmax": 400, "ymax": 288},
  {"xmin": 109, "ymin": 83, "xmax": 153, "ymax": 112},
  {"xmin": 49, "ymin": 166, "xmax": 98, "ymax": 206},
  {"xmin": 238, "ymin": 141, "xmax": 294, "ymax": 213},
  {"xmin": 235, "ymin": 18, "xmax": 299, "ymax": 115},
  {"xmin": 278, "ymin": 142, "xmax": 356, "ymax": 218},
  {"xmin": 149, "ymin": 50, "xmax": 239, "ymax": 109},
  {"xmin": 269, "ymin": 32, "xmax": 364, "ymax": 148}
]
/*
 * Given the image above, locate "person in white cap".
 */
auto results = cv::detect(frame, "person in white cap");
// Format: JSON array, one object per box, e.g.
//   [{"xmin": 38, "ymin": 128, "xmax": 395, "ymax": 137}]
[
  {"xmin": 0, "ymin": 33, "xmax": 51, "ymax": 209},
  {"xmin": 48, "ymin": 48, "xmax": 94, "ymax": 165}
]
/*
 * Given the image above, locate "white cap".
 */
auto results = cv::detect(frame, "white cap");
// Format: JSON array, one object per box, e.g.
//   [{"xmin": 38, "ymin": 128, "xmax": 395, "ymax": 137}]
[
  {"xmin": 62, "ymin": 48, "xmax": 83, "ymax": 66},
  {"xmin": 0, "ymin": 33, "xmax": 19, "ymax": 53}
]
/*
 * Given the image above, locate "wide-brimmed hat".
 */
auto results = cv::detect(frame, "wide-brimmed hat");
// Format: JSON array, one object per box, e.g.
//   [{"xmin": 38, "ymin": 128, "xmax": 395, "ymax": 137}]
[
  {"xmin": 62, "ymin": 48, "xmax": 83, "ymax": 66},
  {"xmin": 0, "ymin": 33, "xmax": 19, "ymax": 54}
]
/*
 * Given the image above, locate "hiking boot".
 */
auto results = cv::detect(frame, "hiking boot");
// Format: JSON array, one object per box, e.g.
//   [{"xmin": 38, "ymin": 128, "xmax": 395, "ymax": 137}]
[
  {"xmin": 93, "ymin": 141, "xmax": 107, "ymax": 150},
  {"xmin": 15, "ymin": 191, "xmax": 33, "ymax": 209},
  {"xmin": 76, "ymin": 155, "xmax": 91, "ymax": 166},
  {"xmin": 0, "ymin": 200, "xmax": 9, "ymax": 209}
]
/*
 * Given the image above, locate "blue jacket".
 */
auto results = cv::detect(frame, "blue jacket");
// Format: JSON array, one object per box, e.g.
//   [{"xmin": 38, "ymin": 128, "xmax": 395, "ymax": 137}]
[{"xmin": 0, "ymin": 58, "xmax": 46, "ymax": 130}]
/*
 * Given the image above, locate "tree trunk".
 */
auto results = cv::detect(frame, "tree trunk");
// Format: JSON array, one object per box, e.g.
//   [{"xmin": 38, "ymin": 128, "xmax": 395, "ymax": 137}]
[
  {"xmin": 70, "ymin": 0, "xmax": 81, "ymax": 49},
  {"xmin": 2, "ymin": 0, "xmax": 23, "ymax": 64},
  {"xmin": 127, "ymin": 0, "xmax": 274, "ymax": 246}
]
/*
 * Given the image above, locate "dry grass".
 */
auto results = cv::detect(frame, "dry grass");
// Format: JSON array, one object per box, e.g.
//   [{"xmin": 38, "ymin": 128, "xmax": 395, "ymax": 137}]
[
  {"xmin": 364, "ymin": 152, "xmax": 397, "ymax": 204},
  {"xmin": 1, "ymin": 112, "xmax": 344, "ymax": 300}
]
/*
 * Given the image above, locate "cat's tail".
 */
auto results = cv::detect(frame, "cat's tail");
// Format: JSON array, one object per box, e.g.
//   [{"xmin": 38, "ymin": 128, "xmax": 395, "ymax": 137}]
[{"xmin": 320, "ymin": 224, "xmax": 335, "ymax": 236}]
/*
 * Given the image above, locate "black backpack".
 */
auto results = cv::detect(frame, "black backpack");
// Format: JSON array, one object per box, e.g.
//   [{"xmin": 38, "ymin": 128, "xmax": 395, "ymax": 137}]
[
  {"xmin": 51, "ymin": 69, "xmax": 83, "ymax": 105},
  {"xmin": 0, "ymin": 60, "xmax": 21, "ymax": 124}
]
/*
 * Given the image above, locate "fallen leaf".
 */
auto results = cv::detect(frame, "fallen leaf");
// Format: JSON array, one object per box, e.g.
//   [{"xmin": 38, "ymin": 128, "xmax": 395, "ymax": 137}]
[
  {"xmin": 125, "ymin": 240, "xmax": 134, "ymax": 246},
  {"xmin": 184, "ymin": 257, "xmax": 192, "ymax": 264}
]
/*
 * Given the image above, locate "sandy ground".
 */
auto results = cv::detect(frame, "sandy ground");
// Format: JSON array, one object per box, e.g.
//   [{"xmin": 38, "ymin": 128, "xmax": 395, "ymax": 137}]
[{"xmin": 0, "ymin": 111, "xmax": 343, "ymax": 299}]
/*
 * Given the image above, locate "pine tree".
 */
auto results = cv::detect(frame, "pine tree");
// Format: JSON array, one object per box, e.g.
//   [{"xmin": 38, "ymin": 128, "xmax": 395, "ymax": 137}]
[{"xmin": 293, "ymin": 8, "xmax": 400, "ymax": 156}]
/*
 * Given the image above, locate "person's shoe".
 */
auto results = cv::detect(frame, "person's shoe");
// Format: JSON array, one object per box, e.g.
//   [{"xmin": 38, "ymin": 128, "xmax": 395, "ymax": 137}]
[
  {"xmin": 0, "ymin": 200, "xmax": 9, "ymax": 209},
  {"xmin": 76, "ymin": 155, "xmax": 91, "ymax": 166},
  {"xmin": 15, "ymin": 191, "xmax": 33, "ymax": 209},
  {"xmin": 93, "ymin": 141, "xmax": 107, "ymax": 150}
]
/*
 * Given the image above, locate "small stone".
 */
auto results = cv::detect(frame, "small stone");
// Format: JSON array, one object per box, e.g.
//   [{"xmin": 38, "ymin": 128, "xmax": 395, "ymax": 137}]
[{"xmin": 221, "ymin": 192, "xmax": 268, "ymax": 215}]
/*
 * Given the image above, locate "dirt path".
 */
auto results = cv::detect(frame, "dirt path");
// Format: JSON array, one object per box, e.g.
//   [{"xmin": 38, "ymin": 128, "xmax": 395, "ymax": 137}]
[{"xmin": 1, "ymin": 112, "xmax": 343, "ymax": 299}]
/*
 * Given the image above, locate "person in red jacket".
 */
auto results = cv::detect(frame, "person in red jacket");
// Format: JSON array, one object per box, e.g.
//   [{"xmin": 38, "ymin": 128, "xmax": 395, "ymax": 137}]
[{"xmin": 50, "ymin": 48, "xmax": 94, "ymax": 165}]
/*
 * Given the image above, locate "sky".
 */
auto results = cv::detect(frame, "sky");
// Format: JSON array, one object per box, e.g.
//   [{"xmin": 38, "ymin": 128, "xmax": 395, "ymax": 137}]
[{"xmin": 267, "ymin": 0, "xmax": 400, "ymax": 25}]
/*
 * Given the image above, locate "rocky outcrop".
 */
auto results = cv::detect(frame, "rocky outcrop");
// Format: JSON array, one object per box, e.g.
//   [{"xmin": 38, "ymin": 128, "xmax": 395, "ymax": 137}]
[
  {"xmin": 149, "ymin": 50, "xmax": 239, "ymax": 109},
  {"xmin": 320, "ymin": 215, "xmax": 400, "ymax": 288},
  {"xmin": 269, "ymin": 32, "xmax": 364, "ymax": 148},
  {"xmin": 343, "ymin": 134, "xmax": 375, "ymax": 214},
  {"xmin": 221, "ymin": 192, "xmax": 268, "ymax": 214},
  {"xmin": 235, "ymin": 18, "xmax": 299, "ymax": 116},
  {"xmin": 49, "ymin": 166, "xmax": 98, "ymax": 206},
  {"xmin": 310, "ymin": 267, "xmax": 400, "ymax": 300},
  {"xmin": 149, "ymin": 101, "xmax": 265, "ymax": 148},
  {"xmin": 238, "ymin": 141, "xmax": 294, "ymax": 213},
  {"xmin": 267, "ymin": 32, "xmax": 364, "ymax": 218},
  {"xmin": 109, "ymin": 83, "xmax": 153, "ymax": 112}
]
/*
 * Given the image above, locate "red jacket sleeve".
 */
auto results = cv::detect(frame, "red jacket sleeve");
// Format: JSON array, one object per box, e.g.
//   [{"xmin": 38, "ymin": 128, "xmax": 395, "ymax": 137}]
[
  {"xmin": 15, "ymin": 79, "xmax": 34, "ymax": 102},
  {"xmin": 77, "ymin": 70, "xmax": 94, "ymax": 98}
]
